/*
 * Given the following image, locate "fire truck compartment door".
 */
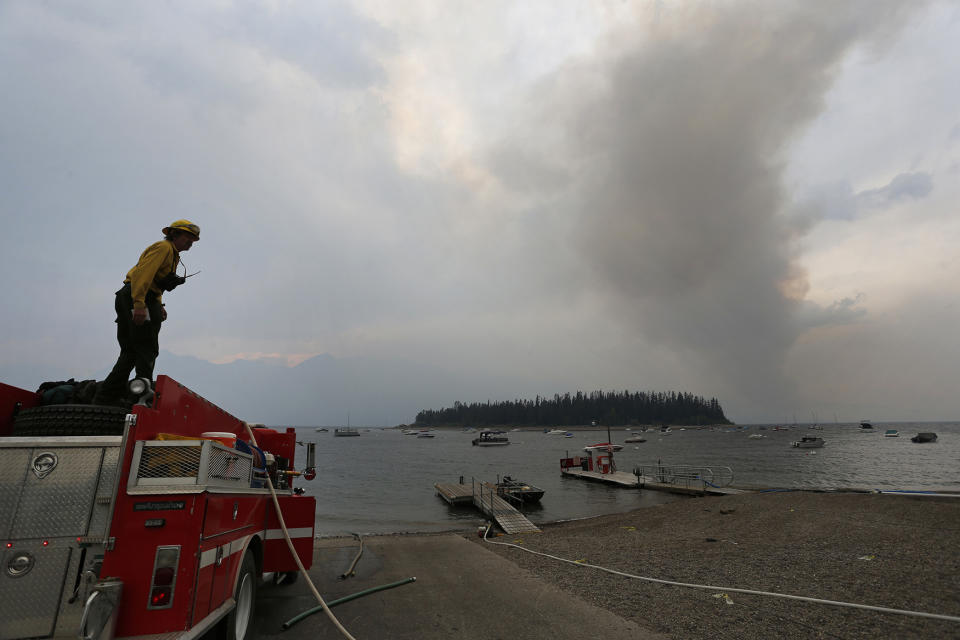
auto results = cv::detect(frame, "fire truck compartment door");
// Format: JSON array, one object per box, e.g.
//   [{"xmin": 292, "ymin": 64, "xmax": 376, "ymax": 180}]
[
  {"xmin": 0, "ymin": 545, "xmax": 72, "ymax": 640},
  {"xmin": 5, "ymin": 446, "xmax": 106, "ymax": 539}
]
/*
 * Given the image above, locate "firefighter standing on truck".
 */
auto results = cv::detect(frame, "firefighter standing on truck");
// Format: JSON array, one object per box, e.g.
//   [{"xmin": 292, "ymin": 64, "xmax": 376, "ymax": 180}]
[{"xmin": 94, "ymin": 220, "xmax": 200, "ymax": 405}]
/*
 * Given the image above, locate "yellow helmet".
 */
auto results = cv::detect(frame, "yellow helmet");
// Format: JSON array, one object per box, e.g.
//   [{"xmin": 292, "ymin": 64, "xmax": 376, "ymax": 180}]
[{"xmin": 162, "ymin": 219, "xmax": 200, "ymax": 240}]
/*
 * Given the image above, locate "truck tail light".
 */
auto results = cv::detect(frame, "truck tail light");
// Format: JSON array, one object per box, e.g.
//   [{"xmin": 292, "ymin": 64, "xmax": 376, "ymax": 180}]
[{"xmin": 148, "ymin": 546, "xmax": 180, "ymax": 610}]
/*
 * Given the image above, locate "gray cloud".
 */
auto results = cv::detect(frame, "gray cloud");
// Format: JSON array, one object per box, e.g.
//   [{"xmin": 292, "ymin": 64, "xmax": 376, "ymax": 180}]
[
  {"xmin": 794, "ymin": 170, "xmax": 934, "ymax": 226},
  {"xmin": 856, "ymin": 171, "xmax": 933, "ymax": 210},
  {"xmin": 796, "ymin": 295, "xmax": 867, "ymax": 331}
]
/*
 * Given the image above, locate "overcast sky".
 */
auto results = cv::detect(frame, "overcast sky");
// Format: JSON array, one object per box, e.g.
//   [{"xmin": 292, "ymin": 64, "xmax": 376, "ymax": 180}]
[{"xmin": 2, "ymin": 0, "xmax": 958, "ymax": 423}]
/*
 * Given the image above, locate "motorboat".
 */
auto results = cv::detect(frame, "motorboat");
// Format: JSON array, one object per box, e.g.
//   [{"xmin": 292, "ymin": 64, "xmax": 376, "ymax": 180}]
[
  {"xmin": 624, "ymin": 435, "xmax": 647, "ymax": 443},
  {"xmin": 859, "ymin": 420, "xmax": 874, "ymax": 431},
  {"xmin": 416, "ymin": 431, "xmax": 435, "ymax": 438},
  {"xmin": 564, "ymin": 432, "xmax": 574, "ymax": 438},
  {"xmin": 583, "ymin": 442, "xmax": 623, "ymax": 452},
  {"xmin": 546, "ymin": 429, "xmax": 567, "ymax": 435},
  {"xmin": 911, "ymin": 432, "xmax": 937, "ymax": 443},
  {"xmin": 748, "ymin": 433, "xmax": 766, "ymax": 439},
  {"xmin": 884, "ymin": 429, "xmax": 899, "ymax": 437},
  {"xmin": 792, "ymin": 435, "xmax": 825, "ymax": 448},
  {"xmin": 315, "ymin": 427, "xmax": 329, "ymax": 432},
  {"xmin": 496, "ymin": 476, "xmax": 544, "ymax": 504},
  {"xmin": 472, "ymin": 430, "xmax": 510, "ymax": 446}
]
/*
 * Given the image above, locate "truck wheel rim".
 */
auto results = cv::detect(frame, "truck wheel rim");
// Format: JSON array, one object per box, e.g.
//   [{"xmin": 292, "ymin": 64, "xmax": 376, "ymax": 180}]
[{"xmin": 235, "ymin": 572, "xmax": 252, "ymax": 638}]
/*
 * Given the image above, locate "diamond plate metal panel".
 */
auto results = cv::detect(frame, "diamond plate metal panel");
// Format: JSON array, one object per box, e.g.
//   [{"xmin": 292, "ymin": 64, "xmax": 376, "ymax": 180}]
[
  {"xmin": 0, "ymin": 448, "xmax": 30, "ymax": 539},
  {"xmin": 0, "ymin": 545, "xmax": 72, "ymax": 639},
  {"xmin": 87, "ymin": 446, "xmax": 121, "ymax": 536},
  {"xmin": 12, "ymin": 448, "xmax": 104, "ymax": 539}
]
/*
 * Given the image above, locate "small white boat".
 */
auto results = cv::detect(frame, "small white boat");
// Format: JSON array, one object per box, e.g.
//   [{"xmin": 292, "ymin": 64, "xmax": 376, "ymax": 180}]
[
  {"xmin": 417, "ymin": 431, "xmax": 435, "ymax": 438},
  {"xmin": 792, "ymin": 435, "xmax": 825, "ymax": 448},
  {"xmin": 748, "ymin": 434, "xmax": 766, "ymax": 439},
  {"xmin": 546, "ymin": 429, "xmax": 567, "ymax": 435},
  {"xmin": 884, "ymin": 429, "xmax": 899, "ymax": 437},
  {"xmin": 583, "ymin": 442, "xmax": 624, "ymax": 452},
  {"xmin": 564, "ymin": 432, "xmax": 574, "ymax": 438}
]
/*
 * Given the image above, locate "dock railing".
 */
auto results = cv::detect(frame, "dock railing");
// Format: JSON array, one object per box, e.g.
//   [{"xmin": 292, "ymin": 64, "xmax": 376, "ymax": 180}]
[
  {"xmin": 472, "ymin": 476, "xmax": 496, "ymax": 514},
  {"xmin": 634, "ymin": 463, "xmax": 734, "ymax": 492}
]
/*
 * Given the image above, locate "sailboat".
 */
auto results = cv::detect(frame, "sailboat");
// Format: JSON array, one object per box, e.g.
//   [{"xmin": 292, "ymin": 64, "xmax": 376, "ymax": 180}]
[
  {"xmin": 334, "ymin": 413, "xmax": 359, "ymax": 437},
  {"xmin": 808, "ymin": 411, "xmax": 823, "ymax": 430}
]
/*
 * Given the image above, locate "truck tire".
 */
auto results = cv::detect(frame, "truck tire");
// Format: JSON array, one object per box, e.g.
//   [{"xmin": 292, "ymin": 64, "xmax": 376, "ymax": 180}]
[
  {"xmin": 224, "ymin": 551, "xmax": 257, "ymax": 640},
  {"xmin": 12, "ymin": 404, "xmax": 129, "ymax": 437}
]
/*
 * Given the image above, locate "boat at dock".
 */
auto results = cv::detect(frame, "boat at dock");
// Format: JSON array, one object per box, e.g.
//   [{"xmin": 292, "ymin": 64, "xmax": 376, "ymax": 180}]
[
  {"xmin": 911, "ymin": 432, "xmax": 937, "ymax": 443},
  {"xmin": 472, "ymin": 430, "xmax": 510, "ymax": 446},
  {"xmin": 792, "ymin": 435, "xmax": 825, "ymax": 449},
  {"xmin": 496, "ymin": 476, "xmax": 545, "ymax": 504}
]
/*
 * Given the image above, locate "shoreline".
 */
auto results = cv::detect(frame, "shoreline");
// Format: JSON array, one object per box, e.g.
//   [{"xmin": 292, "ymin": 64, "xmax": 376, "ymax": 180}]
[
  {"xmin": 310, "ymin": 487, "xmax": 960, "ymax": 541},
  {"xmin": 466, "ymin": 491, "xmax": 960, "ymax": 639},
  {"xmin": 310, "ymin": 491, "xmax": 960, "ymax": 638},
  {"xmin": 267, "ymin": 490, "xmax": 960, "ymax": 639}
]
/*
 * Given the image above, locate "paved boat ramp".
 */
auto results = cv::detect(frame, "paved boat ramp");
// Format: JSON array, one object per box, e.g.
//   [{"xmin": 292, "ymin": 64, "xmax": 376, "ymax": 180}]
[{"xmin": 434, "ymin": 480, "xmax": 541, "ymax": 533}]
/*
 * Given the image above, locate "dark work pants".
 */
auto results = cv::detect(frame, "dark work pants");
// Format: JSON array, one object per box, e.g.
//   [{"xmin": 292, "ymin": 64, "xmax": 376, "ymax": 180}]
[{"xmin": 99, "ymin": 283, "xmax": 164, "ymax": 399}]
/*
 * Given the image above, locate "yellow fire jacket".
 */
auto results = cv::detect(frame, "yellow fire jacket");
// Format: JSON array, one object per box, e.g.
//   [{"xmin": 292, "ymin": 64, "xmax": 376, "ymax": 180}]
[{"xmin": 124, "ymin": 240, "xmax": 180, "ymax": 309}]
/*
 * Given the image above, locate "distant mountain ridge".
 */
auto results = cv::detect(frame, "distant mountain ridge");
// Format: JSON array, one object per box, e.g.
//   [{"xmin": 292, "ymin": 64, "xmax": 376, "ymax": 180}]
[{"xmin": 153, "ymin": 351, "xmax": 464, "ymax": 426}]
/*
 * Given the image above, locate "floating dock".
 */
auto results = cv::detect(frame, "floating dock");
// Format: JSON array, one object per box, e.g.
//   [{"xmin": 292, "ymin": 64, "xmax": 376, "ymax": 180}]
[
  {"xmin": 435, "ymin": 481, "xmax": 541, "ymax": 534},
  {"xmin": 561, "ymin": 468, "xmax": 747, "ymax": 496},
  {"xmin": 560, "ymin": 454, "xmax": 748, "ymax": 496}
]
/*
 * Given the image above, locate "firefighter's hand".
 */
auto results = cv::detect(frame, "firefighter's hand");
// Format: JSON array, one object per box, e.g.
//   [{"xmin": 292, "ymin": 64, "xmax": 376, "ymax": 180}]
[
  {"xmin": 132, "ymin": 308, "xmax": 148, "ymax": 325},
  {"xmin": 161, "ymin": 306, "xmax": 167, "ymax": 321}
]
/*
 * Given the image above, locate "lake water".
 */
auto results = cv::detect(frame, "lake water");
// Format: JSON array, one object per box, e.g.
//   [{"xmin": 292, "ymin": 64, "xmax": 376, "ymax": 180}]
[{"xmin": 291, "ymin": 422, "xmax": 959, "ymax": 537}]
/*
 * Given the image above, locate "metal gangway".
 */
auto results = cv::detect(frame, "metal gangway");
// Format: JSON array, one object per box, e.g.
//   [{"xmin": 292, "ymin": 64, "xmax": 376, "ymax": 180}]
[
  {"xmin": 634, "ymin": 463, "xmax": 738, "ymax": 494},
  {"xmin": 471, "ymin": 478, "xmax": 541, "ymax": 534}
]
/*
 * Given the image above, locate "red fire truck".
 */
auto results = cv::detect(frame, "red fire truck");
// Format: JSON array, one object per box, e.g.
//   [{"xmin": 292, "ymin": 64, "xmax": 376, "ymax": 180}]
[{"xmin": 0, "ymin": 375, "xmax": 317, "ymax": 640}]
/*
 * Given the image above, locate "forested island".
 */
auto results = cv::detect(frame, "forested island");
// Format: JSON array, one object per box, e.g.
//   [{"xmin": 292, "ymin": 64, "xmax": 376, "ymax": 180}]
[{"xmin": 414, "ymin": 390, "xmax": 731, "ymax": 427}]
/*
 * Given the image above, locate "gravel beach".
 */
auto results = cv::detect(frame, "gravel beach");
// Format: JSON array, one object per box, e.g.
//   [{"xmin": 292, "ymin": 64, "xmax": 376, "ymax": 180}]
[{"xmin": 469, "ymin": 491, "xmax": 960, "ymax": 639}]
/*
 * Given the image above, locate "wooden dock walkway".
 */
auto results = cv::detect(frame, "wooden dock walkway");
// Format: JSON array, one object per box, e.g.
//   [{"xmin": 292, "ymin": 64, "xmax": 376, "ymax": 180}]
[
  {"xmin": 435, "ymin": 482, "xmax": 540, "ymax": 534},
  {"xmin": 435, "ymin": 482, "xmax": 474, "ymax": 505}
]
